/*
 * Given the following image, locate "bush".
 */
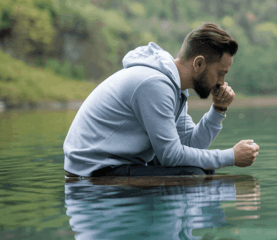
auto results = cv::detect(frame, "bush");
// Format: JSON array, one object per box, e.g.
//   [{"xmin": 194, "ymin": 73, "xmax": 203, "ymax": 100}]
[
  {"xmin": 44, "ymin": 59, "xmax": 86, "ymax": 81},
  {"xmin": 0, "ymin": 0, "xmax": 55, "ymax": 56},
  {"xmin": 0, "ymin": 50, "xmax": 94, "ymax": 104}
]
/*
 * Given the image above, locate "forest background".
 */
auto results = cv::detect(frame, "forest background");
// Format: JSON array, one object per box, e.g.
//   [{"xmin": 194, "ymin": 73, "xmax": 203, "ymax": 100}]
[{"xmin": 0, "ymin": 0, "xmax": 277, "ymax": 107}]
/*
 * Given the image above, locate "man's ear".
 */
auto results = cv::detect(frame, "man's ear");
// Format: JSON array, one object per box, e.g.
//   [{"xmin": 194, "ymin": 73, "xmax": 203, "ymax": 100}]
[{"xmin": 193, "ymin": 56, "xmax": 206, "ymax": 73}]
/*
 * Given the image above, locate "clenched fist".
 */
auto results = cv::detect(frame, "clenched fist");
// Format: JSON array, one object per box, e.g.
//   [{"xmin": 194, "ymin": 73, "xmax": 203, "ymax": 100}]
[
  {"xmin": 233, "ymin": 140, "xmax": 260, "ymax": 167},
  {"xmin": 211, "ymin": 82, "xmax": 235, "ymax": 108}
]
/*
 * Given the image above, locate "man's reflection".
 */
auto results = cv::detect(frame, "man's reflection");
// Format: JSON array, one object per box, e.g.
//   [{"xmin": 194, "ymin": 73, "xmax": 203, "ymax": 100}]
[{"xmin": 65, "ymin": 175, "xmax": 260, "ymax": 240}]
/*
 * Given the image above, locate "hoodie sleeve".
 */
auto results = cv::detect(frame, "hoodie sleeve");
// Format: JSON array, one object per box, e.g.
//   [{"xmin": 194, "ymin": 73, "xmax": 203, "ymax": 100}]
[
  {"xmin": 176, "ymin": 103, "xmax": 226, "ymax": 149},
  {"xmin": 130, "ymin": 78, "xmax": 234, "ymax": 169}
]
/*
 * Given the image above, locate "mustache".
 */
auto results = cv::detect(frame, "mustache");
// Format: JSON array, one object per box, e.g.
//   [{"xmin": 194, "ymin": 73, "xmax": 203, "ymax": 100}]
[
  {"xmin": 212, "ymin": 84, "xmax": 221, "ymax": 93},
  {"xmin": 214, "ymin": 84, "xmax": 221, "ymax": 90}
]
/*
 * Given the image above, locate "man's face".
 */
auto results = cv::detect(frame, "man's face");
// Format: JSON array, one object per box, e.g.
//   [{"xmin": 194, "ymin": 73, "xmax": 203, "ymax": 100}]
[
  {"xmin": 192, "ymin": 68, "xmax": 211, "ymax": 99},
  {"xmin": 192, "ymin": 53, "xmax": 233, "ymax": 99}
]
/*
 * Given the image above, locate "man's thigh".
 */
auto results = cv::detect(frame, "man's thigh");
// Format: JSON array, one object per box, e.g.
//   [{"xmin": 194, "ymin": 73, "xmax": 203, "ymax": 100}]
[{"xmin": 105, "ymin": 164, "xmax": 211, "ymax": 176}]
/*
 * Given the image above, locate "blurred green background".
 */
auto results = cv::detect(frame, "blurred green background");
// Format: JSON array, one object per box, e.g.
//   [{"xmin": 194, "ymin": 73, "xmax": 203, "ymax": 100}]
[{"xmin": 0, "ymin": 0, "xmax": 277, "ymax": 106}]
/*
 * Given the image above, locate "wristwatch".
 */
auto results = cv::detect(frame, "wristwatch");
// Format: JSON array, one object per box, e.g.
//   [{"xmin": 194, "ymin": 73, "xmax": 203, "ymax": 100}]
[{"xmin": 213, "ymin": 105, "xmax": 227, "ymax": 115}]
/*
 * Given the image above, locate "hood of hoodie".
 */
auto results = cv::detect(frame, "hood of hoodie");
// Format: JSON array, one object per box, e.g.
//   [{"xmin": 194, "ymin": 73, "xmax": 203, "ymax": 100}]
[{"xmin": 122, "ymin": 42, "xmax": 189, "ymax": 98}]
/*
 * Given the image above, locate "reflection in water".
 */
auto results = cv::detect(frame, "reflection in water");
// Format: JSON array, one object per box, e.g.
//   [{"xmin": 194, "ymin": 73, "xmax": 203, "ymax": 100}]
[
  {"xmin": 0, "ymin": 108, "xmax": 275, "ymax": 239},
  {"xmin": 65, "ymin": 175, "xmax": 260, "ymax": 240}
]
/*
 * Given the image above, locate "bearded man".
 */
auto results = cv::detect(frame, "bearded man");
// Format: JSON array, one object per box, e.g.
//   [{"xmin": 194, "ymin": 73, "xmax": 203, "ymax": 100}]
[{"xmin": 64, "ymin": 22, "xmax": 260, "ymax": 177}]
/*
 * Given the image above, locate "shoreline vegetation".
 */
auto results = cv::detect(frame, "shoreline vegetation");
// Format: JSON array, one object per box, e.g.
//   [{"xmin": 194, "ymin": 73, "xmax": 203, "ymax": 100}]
[
  {"xmin": 0, "ymin": 49, "xmax": 276, "ymax": 113},
  {"xmin": 1, "ymin": 0, "xmax": 277, "ymax": 113},
  {"xmin": 0, "ymin": 49, "xmax": 96, "ymax": 110},
  {"xmin": 0, "ymin": 46, "xmax": 276, "ymax": 113},
  {"xmin": 1, "ymin": 0, "xmax": 277, "ymax": 102}
]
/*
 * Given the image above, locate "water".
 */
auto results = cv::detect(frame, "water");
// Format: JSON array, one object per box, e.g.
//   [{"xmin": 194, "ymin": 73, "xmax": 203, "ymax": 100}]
[{"xmin": 0, "ymin": 107, "xmax": 277, "ymax": 240}]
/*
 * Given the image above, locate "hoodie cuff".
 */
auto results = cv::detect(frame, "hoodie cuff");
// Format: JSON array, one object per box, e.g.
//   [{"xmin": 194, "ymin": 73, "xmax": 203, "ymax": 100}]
[
  {"xmin": 220, "ymin": 148, "xmax": 235, "ymax": 167},
  {"xmin": 206, "ymin": 105, "xmax": 227, "ymax": 125}
]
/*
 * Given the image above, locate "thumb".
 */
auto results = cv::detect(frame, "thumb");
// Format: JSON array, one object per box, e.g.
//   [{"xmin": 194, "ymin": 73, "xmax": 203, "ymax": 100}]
[{"xmin": 243, "ymin": 139, "xmax": 254, "ymax": 145}]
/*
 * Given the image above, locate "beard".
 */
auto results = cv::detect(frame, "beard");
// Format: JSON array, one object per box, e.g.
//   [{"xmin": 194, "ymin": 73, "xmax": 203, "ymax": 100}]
[{"xmin": 192, "ymin": 69, "xmax": 212, "ymax": 99}]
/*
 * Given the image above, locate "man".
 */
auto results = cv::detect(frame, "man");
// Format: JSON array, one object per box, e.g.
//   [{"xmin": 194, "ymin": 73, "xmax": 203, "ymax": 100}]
[{"xmin": 64, "ymin": 22, "xmax": 260, "ymax": 177}]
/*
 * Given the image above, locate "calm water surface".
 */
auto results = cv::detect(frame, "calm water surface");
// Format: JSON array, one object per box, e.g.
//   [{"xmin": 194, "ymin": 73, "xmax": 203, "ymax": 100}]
[{"xmin": 0, "ymin": 106, "xmax": 277, "ymax": 240}]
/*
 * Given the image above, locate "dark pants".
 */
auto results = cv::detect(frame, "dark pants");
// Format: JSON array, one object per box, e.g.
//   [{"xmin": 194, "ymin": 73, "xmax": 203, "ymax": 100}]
[{"xmin": 90, "ymin": 156, "xmax": 215, "ymax": 177}]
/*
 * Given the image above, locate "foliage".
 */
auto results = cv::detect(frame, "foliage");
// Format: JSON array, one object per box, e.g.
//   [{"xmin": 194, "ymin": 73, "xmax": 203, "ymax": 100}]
[
  {"xmin": 0, "ymin": 0, "xmax": 55, "ymax": 56},
  {"xmin": 54, "ymin": 0, "xmax": 132, "ymax": 33},
  {"xmin": 52, "ymin": 0, "xmax": 152, "ymax": 79},
  {"xmin": 221, "ymin": 16, "xmax": 235, "ymax": 28},
  {"xmin": 1, "ymin": 0, "xmax": 277, "ymax": 99},
  {"xmin": 127, "ymin": 2, "xmax": 146, "ymax": 17},
  {"xmin": 0, "ymin": 1, "xmax": 12, "ymax": 30},
  {"xmin": 120, "ymin": 0, "xmax": 277, "ymax": 95},
  {"xmin": 13, "ymin": 4, "xmax": 54, "ymax": 53},
  {"xmin": 0, "ymin": 49, "xmax": 95, "ymax": 104},
  {"xmin": 44, "ymin": 59, "xmax": 86, "ymax": 81}
]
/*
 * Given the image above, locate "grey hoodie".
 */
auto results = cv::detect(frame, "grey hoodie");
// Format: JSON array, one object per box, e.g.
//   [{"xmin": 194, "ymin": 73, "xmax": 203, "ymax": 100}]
[{"xmin": 64, "ymin": 42, "xmax": 234, "ymax": 177}]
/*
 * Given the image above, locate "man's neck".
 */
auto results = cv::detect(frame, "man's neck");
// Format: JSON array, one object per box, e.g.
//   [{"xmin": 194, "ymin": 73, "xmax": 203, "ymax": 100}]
[{"xmin": 174, "ymin": 58, "xmax": 193, "ymax": 91}]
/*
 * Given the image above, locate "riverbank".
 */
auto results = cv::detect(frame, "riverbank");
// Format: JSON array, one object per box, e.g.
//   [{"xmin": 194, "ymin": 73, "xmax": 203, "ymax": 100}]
[
  {"xmin": 188, "ymin": 95, "xmax": 277, "ymax": 110},
  {"xmin": 0, "ymin": 49, "xmax": 95, "ymax": 112},
  {"xmin": 0, "ymin": 100, "xmax": 84, "ymax": 113},
  {"xmin": 1, "ymin": 95, "xmax": 277, "ymax": 113}
]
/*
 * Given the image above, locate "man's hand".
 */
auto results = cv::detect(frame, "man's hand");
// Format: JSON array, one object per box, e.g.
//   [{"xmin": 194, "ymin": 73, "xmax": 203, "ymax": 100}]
[
  {"xmin": 233, "ymin": 140, "xmax": 260, "ymax": 167},
  {"xmin": 211, "ymin": 82, "xmax": 235, "ymax": 108}
]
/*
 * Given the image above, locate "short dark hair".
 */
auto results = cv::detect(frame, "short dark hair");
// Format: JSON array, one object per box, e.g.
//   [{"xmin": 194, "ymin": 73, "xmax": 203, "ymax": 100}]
[{"xmin": 178, "ymin": 22, "xmax": 238, "ymax": 64}]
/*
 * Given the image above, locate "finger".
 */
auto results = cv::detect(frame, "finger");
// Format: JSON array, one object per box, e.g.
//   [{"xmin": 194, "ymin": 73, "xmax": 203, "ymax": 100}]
[
  {"xmin": 254, "ymin": 152, "xmax": 259, "ymax": 157},
  {"xmin": 218, "ymin": 83, "xmax": 229, "ymax": 98},
  {"xmin": 217, "ymin": 85, "xmax": 228, "ymax": 99},
  {"xmin": 222, "ymin": 91, "xmax": 234, "ymax": 102},
  {"xmin": 250, "ymin": 158, "xmax": 255, "ymax": 165},
  {"xmin": 210, "ymin": 88, "xmax": 216, "ymax": 96},
  {"xmin": 221, "ymin": 87, "xmax": 232, "ymax": 100},
  {"xmin": 227, "ymin": 89, "xmax": 235, "ymax": 99},
  {"xmin": 243, "ymin": 139, "xmax": 254, "ymax": 145},
  {"xmin": 250, "ymin": 143, "xmax": 259, "ymax": 151}
]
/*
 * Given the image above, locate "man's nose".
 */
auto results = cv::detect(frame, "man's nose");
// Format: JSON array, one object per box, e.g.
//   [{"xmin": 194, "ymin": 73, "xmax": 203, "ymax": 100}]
[
  {"xmin": 218, "ymin": 79, "xmax": 225, "ymax": 88},
  {"xmin": 221, "ymin": 77, "xmax": 226, "ymax": 84}
]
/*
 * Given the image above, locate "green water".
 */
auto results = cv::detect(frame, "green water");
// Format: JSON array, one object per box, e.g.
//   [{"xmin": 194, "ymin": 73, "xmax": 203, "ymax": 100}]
[{"xmin": 0, "ymin": 107, "xmax": 277, "ymax": 240}]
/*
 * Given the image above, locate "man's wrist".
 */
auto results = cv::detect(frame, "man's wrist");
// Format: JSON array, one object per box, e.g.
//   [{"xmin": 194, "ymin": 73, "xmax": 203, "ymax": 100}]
[
  {"xmin": 207, "ymin": 105, "xmax": 226, "ymax": 125},
  {"xmin": 213, "ymin": 104, "xmax": 227, "ymax": 114}
]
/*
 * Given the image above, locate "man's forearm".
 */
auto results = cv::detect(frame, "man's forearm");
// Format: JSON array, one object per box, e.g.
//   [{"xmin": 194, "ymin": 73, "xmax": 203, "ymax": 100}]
[{"xmin": 178, "ymin": 105, "xmax": 225, "ymax": 149}]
